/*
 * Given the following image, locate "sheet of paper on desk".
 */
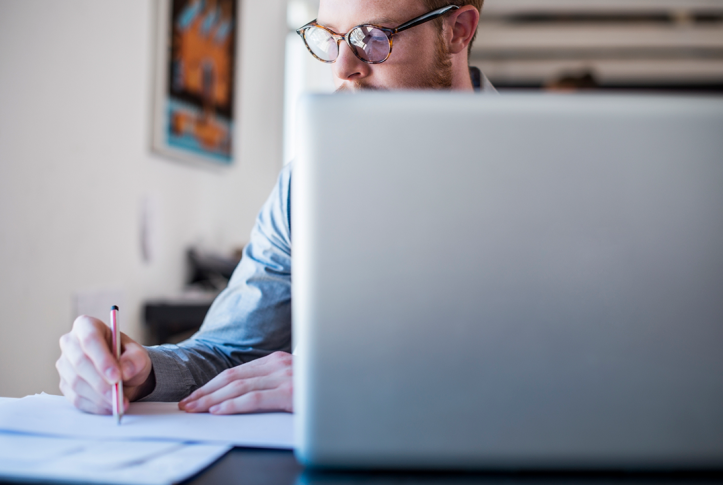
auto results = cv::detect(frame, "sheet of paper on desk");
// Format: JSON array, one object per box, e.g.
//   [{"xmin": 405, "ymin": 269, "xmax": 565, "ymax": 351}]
[
  {"xmin": 0, "ymin": 393, "xmax": 294, "ymax": 449},
  {"xmin": 0, "ymin": 431, "xmax": 231, "ymax": 485}
]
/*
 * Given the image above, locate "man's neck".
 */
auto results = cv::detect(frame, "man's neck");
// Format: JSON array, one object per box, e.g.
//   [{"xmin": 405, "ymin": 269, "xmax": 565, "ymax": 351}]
[{"xmin": 450, "ymin": 57, "xmax": 474, "ymax": 91}]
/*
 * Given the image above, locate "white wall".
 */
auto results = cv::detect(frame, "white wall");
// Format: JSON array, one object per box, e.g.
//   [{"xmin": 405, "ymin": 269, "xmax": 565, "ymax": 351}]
[
  {"xmin": 283, "ymin": 0, "xmax": 334, "ymax": 165},
  {"xmin": 0, "ymin": 0, "xmax": 288, "ymax": 397}
]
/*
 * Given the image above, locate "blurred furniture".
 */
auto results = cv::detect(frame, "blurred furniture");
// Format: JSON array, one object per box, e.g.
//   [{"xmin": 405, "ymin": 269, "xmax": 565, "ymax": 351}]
[
  {"xmin": 473, "ymin": 0, "xmax": 723, "ymax": 91},
  {"xmin": 144, "ymin": 294, "xmax": 216, "ymax": 345},
  {"xmin": 144, "ymin": 247, "xmax": 242, "ymax": 344}
]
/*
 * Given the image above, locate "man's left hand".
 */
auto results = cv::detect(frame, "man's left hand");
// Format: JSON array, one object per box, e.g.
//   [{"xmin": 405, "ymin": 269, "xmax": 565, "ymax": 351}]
[{"xmin": 179, "ymin": 351, "xmax": 293, "ymax": 414}]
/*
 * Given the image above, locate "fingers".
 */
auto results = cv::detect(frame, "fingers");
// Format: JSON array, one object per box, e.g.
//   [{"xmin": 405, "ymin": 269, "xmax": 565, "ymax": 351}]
[
  {"xmin": 72, "ymin": 316, "xmax": 119, "ymax": 384},
  {"xmin": 210, "ymin": 384, "xmax": 294, "ymax": 415},
  {"xmin": 180, "ymin": 352, "xmax": 293, "ymax": 414},
  {"xmin": 180, "ymin": 352, "xmax": 291, "ymax": 407},
  {"xmin": 182, "ymin": 375, "xmax": 271, "ymax": 413},
  {"xmin": 119, "ymin": 334, "xmax": 152, "ymax": 387},
  {"xmin": 58, "ymin": 333, "xmax": 113, "ymax": 400},
  {"xmin": 58, "ymin": 373, "xmax": 111, "ymax": 415},
  {"xmin": 179, "ymin": 367, "xmax": 244, "ymax": 407},
  {"xmin": 65, "ymin": 392, "xmax": 110, "ymax": 415},
  {"xmin": 58, "ymin": 315, "xmax": 149, "ymax": 415},
  {"xmin": 58, "ymin": 375, "xmax": 129, "ymax": 415}
]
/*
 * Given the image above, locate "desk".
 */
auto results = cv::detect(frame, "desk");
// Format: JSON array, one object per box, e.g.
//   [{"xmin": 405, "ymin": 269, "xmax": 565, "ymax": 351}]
[
  {"xmin": 185, "ymin": 448, "xmax": 723, "ymax": 485},
  {"xmin": 186, "ymin": 448, "xmax": 301, "ymax": 485},
  {"xmin": 1, "ymin": 397, "xmax": 720, "ymax": 485},
  {"xmin": 1, "ymin": 445, "xmax": 721, "ymax": 484}
]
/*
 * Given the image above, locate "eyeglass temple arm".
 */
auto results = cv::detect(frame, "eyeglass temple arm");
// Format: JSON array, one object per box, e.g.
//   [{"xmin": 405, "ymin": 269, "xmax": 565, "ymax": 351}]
[{"xmin": 393, "ymin": 5, "xmax": 460, "ymax": 33}]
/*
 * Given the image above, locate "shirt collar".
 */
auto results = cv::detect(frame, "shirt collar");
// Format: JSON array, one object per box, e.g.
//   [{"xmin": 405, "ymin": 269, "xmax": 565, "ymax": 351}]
[{"xmin": 469, "ymin": 66, "xmax": 498, "ymax": 94}]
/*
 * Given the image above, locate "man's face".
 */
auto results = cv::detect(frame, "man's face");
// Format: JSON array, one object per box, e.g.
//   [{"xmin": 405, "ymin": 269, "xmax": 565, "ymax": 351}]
[{"xmin": 317, "ymin": 0, "xmax": 452, "ymax": 92}]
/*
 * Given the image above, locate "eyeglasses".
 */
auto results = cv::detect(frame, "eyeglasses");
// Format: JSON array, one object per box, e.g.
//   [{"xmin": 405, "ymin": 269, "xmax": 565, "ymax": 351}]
[{"xmin": 296, "ymin": 5, "xmax": 460, "ymax": 65}]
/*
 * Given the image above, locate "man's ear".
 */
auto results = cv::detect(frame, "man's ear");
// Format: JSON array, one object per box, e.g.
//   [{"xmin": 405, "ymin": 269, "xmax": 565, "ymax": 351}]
[{"xmin": 446, "ymin": 5, "xmax": 479, "ymax": 55}]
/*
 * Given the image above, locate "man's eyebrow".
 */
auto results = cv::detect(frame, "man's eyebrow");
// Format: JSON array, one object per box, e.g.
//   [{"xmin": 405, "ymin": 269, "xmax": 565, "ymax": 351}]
[{"xmin": 364, "ymin": 16, "xmax": 398, "ymax": 26}]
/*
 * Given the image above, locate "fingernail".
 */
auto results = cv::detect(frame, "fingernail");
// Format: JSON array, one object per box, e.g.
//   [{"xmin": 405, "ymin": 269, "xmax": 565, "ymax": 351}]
[
  {"xmin": 185, "ymin": 402, "xmax": 196, "ymax": 411},
  {"xmin": 121, "ymin": 361, "xmax": 134, "ymax": 379},
  {"xmin": 210, "ymin": 405, "xmax": 220, "ymax": 413},
  {"xmin": 105, "ymin": 367, "xmax": 118, "ymax": 383}
]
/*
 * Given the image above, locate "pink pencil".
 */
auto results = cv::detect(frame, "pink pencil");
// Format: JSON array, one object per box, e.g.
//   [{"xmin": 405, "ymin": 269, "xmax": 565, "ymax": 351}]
[{"xmin": 110, "ymin": 305, "xmax": 124, "ymax": 425}]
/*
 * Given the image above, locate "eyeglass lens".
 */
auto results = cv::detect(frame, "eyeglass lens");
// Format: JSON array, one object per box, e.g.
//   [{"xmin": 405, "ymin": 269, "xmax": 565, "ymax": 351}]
[
  {"xmin": 305, "ymin": 25, "xmax": 391, "ymax": 63},
  {"xmin": 306, "ymin": 26, "xmax": 338, "ymax": 61}
]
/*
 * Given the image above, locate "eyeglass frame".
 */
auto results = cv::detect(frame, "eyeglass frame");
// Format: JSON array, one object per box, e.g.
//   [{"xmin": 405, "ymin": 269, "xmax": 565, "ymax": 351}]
[{"xmin": 296, "ymin": 5, "xmax": 460, "ymax": 65}]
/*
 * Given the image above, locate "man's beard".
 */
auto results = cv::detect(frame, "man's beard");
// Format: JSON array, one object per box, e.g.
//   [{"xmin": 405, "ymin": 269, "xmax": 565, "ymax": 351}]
[
  {"xmin": 336, "ymin": 33, "xmax": 453, "ymax": 92},
  {"xmin": 420, "ymin": 32, "xmax": 453, "ymax": 89}
]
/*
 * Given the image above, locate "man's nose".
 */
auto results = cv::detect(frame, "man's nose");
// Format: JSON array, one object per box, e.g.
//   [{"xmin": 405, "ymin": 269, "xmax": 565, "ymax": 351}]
[{"xmin": 332, "ymin": 40, "xmax": 371, "ymax": 83}]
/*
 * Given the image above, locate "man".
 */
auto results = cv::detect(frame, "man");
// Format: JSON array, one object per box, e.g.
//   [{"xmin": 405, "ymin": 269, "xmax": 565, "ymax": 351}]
[{"xmin": 56, "ymin": 0, "xmax": 494, "ymax": 415}]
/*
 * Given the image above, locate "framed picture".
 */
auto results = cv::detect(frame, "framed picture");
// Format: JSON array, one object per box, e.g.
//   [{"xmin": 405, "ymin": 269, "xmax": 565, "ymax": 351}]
[{"xmin": 152, "ymin": 0, "xmax": 238, "ymax": 166}]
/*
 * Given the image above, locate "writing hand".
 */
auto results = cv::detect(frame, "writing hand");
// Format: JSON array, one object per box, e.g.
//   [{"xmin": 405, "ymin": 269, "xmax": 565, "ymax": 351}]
[
  {"xmin": 179, "ymin": 351, "xmax": 293, "ymax": 414},
  {"xmin": 56, "ymin": 315, "xmax": 154, "ymax": 414}
]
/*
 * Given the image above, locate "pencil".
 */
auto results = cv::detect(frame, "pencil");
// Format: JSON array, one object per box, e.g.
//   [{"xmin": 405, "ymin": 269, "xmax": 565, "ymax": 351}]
[{"xmin": 110, "ymin": 305, "xmax": 124, "ymax": 425}]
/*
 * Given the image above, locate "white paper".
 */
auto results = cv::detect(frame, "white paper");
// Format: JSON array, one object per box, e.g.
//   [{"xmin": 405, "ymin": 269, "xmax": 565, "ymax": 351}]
[
  {"xmin": 0, "ymin": 431, "xmax": 231, "ymax": 485},
  {"xmin": 0, "ymin": 394, "xmax": 294, "ymax": 449},
  {"xmin": 0, "ymin": 432, "xmax": 86, "ymax": 463}
]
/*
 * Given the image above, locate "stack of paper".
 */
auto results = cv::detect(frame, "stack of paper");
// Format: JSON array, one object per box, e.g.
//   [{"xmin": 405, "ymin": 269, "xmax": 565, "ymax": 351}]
[
  {"xmin": 0, "ymin": 394, "xmax": 295, "ymax": 484},
  {"xmin": 0, "ymin": 432, "xmax": 230, "ymax": 485}
]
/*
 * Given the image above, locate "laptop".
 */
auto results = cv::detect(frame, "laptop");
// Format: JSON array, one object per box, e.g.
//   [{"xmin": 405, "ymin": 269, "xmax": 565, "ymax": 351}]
[{"xmin": 291, "ymin": 93, "xmax": 723, "ymax": 470}]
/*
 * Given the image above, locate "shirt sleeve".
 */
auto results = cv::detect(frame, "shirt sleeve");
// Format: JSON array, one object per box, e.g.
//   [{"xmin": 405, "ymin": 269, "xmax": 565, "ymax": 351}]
[{"xmin": 140, "ymin": 163, "xmax": 293, "ymax": 402}]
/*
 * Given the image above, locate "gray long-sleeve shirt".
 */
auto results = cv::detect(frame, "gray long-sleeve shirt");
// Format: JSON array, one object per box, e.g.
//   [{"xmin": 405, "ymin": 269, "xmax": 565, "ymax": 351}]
[{"xmin": 141, "ymin": 163, "xmax": 293, "ymax": 402}]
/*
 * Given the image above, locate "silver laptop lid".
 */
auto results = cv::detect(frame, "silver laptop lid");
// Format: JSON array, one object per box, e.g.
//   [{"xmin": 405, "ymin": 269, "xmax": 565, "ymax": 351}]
[{"xmin": 292, "ymin": 93, "xmax": 723, "ymax": 470}]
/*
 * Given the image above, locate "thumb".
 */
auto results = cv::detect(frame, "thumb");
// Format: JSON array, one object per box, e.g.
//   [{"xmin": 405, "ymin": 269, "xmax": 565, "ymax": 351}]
[{"xmin": 119, "ymin": 334, "xmax": 151, "ymax": 387}]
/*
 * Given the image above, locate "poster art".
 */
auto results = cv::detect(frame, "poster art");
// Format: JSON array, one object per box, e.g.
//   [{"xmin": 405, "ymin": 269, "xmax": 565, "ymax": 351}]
[{"xmin": 153, "ymin": 0, "xmax": 237, "ymax": 165}]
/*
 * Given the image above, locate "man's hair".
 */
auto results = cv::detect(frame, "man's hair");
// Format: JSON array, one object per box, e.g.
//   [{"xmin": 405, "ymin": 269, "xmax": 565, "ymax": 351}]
[{"xmin": 421, "ymin": 0, "xmax": 483, "ymax": 55}]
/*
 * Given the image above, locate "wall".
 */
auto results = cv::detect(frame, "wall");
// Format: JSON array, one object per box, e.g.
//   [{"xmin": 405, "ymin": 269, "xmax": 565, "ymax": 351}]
[
  {"xmin": 0, "ymin": 0, "xmax": 287, "ymax": 397},
  {"xmin": 284, "ymin": 0, "xmax": 334, "ymax": 165}
]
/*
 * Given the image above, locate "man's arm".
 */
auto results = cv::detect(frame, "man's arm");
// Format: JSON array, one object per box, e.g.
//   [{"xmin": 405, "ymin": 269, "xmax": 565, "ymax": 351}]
[
  {"xmin": 57, "ymin": 163, "xmax": 294, "ymax": 412},
  {"xmin": 140, "ymin": 163, "xmax": 294, "ymax": 402}
]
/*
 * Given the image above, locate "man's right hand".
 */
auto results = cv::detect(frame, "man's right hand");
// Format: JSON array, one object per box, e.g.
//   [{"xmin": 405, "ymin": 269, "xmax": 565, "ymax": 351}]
[{"xmin": 56, "ymin": 315, "xmax": 154, "ymax": 414}]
